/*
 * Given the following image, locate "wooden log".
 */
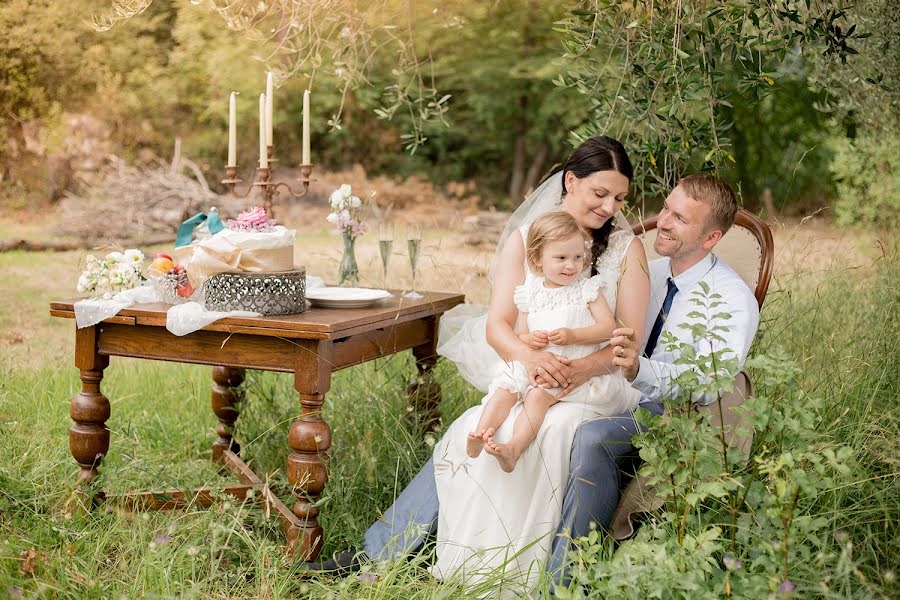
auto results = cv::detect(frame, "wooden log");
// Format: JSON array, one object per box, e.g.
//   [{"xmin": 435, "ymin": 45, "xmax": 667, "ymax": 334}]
[{"xmin": 0, "ymin": 236, "xmax": 173, "ymax": 253}]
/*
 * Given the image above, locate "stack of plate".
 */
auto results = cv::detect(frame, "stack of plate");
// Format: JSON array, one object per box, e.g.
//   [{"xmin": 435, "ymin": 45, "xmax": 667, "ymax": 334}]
[{"xmin": 305, "ymin": 287, "xmax": 392, "ymax": 309}]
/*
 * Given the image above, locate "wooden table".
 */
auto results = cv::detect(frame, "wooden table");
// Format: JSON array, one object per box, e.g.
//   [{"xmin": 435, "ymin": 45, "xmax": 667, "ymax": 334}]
[{"xmin": 49, "ymin": 291, "xmax": 464, "ymax": 559}]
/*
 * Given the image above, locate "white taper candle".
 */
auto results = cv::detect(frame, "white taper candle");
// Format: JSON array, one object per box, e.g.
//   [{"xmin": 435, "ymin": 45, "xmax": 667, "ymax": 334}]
[
  {"xmin": 265, "ymin": 72, "xmax": 274, "ymax": 147},
  {"xmin": 227, "ymin": 91, "xmax": 237, "ymax": 166},
  {"xmin": 302, "ymin": 89, "xmax": 310, "ymax": 164},
  {"xmin": 259, "ymin": 93, "xmax": 268, "ymax": 168}
]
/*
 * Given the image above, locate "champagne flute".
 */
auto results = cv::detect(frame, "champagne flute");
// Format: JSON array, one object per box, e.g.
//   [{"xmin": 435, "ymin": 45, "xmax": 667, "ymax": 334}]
[
  {"xmin": 378, "ymin": 222, "xmax": 394, "ymax": 293},
  {"xmin": 404, "ymin": 224, "xmax": 423, "ymax": 299}
]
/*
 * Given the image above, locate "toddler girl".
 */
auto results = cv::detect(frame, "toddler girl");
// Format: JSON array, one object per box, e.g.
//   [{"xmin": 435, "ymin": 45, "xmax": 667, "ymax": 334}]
[{"xmin": 466, "ymin": 210, "xmax": 640, "ymax": 472}]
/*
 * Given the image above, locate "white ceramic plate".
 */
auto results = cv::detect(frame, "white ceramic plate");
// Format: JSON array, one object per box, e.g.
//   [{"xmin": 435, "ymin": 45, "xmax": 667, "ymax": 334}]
[{"xmin": 306, "ymin": 287, "xmax": 392, "ymax": 308}]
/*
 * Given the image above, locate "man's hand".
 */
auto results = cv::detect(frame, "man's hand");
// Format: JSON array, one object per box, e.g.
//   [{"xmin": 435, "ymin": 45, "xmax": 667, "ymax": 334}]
[
  {"xmin": 519, "ymin": 330, "xmax": 550, "ymax": 350},
  {"xmin": 547, "ymin": 327, "xmax": 577, "ymax": 346},
  {"xmin": 611, "ymin": 327, "xmax": 641, "ymax": 381}
]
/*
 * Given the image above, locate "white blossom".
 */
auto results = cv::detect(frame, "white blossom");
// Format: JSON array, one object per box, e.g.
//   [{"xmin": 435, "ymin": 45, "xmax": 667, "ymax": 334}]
[
  {"xmin": 123, "ymin": 249, "xmax": 144, "ymax": 264},
  {"xmin": 77, "ymin": 247, "xmax": 145, "ymax": 298},
  {"xmin": 325, "ymin": 183, "xmax": 369, "ymax": 239}
]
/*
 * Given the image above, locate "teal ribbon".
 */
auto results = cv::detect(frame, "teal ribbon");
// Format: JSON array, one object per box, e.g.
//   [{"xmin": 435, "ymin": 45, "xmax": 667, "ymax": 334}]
[{"xmin": 175, "ymin": 208, "xmax": 225, "ymax": 247}]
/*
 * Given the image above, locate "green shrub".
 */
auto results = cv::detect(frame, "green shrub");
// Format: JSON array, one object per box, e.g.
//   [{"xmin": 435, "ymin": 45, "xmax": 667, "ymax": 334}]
[
  {"xmin": 558, "ymin": 254, "xmax": 898, "ymax": 598},
  {"xmin": 830, "ymin": 123, "xmax": 900, "ymax": 227}
]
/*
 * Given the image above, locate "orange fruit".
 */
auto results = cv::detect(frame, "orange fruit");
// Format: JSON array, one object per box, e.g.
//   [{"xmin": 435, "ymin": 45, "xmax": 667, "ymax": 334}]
[{"xmin": 149, "ymin": 256, "xmax": 175, "ymax": 277}]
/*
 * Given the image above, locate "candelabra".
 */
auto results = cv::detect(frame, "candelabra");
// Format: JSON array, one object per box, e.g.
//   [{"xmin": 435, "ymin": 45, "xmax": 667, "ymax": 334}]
[{"xmin": 221, "ymin": 145, "xmax": 313, "ymax": 218}]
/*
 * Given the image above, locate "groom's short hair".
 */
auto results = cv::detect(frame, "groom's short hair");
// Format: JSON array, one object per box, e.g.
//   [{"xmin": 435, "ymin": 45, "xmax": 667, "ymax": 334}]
[{"xmin": 678, "ymin": 174, "xmax": 737, "ymax": 234}]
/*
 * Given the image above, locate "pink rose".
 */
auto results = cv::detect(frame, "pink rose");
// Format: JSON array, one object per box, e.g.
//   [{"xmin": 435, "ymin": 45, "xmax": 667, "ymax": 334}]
[{"xmin": 227, "ymin": 206, "xmax": 277, "ymax": 232}]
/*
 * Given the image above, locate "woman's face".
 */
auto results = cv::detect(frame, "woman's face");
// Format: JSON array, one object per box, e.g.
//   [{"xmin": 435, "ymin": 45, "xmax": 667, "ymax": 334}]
[{"xmin": 562, "ymin": 170, "xmax": 630, "ymax": 230}]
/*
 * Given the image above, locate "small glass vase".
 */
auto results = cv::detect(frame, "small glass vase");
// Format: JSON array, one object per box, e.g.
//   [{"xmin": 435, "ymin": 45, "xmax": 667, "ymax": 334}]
[{"xmin": 337, "ymin": 231, "xmax": 360, "ymax": 287}]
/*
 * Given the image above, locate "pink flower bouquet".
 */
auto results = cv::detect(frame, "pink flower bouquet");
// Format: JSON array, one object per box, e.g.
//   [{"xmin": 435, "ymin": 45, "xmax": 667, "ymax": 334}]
[{"xmin": 227, "ymin": 206, "xmax": 277, "ymax": 232}]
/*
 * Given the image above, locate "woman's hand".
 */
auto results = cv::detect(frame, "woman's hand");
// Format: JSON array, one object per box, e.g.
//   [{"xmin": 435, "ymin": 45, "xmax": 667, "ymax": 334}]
[
  {"xmin": 549, "ymin": 356, "xmax": 597, "ymax": 399},
  {"xmin": 547, "ymin": 328, "xmax": 576, "ymax": 346},
  {"xmin": 523, "ymin": 351, "xmax": 571, "ymax": 388},
  {"xmin": 519, "ymin": 330, "xmax": 550, "ymax": 349},
  {"xmin": 610, "ymin": 327, "xmax": 641, "ymax": 381}
]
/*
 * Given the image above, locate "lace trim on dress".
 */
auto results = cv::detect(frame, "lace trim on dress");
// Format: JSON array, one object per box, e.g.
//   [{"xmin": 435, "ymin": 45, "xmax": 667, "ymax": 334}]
[
  {"xmin": 593, "ymin": 229, "xmax": 635, "ymax": 311},
  {"xmin": 513, "ymin": 284, "xmax": 530, "ymax": 312},
  {"xmin": 523, "ymin": 275, "xmax": 592, "ymax": 314},
  {"xmin": 581, "ymin": 274, "xmax": 605, "ymax": 305}
]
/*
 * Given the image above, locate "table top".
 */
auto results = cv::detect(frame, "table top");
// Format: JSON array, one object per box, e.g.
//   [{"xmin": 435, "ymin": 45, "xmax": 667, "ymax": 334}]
[{"xmin": 50, "ymin": 290, "xmax": 466, "ymax": 339}]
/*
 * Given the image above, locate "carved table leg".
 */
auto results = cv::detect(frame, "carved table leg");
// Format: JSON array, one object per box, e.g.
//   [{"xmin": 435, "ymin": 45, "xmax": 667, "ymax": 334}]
[
  {"xmin": 69, "ymin": 326, "xmax": 111, "ymax": 492},
  {"xmin": 407, "ymin": 316, "xmax": 442, "ymax": 432},
  {"xmin": 211, "ymin": 366, "xmax": 245, "ymax": 463},
  {"xmin": 286, "ymin": 340, "xmax": 333, "ymax": 560}
]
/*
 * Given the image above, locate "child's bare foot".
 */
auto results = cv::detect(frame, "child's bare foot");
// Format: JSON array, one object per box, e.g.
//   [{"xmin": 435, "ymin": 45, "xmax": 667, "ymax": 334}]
[
  {"xmin": 466, "ymin": 430, "xmax": 486, "ymax": 458},
  {"xmin": 466, "ymin": 427, "xmax": 497, "ymax": 458},
  {"xmin": 484, "ymin": 437, "xmax": 520, "ymax": 473}
]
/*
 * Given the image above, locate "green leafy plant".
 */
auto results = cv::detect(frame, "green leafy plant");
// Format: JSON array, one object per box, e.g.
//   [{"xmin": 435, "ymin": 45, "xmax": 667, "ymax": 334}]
[
  {"xmin": 829, "ymin": 118, "xmax": 900, "ymax": 227},
  {"xmin": 560, "ymin": 283, "xmax": 862, "ymax": 598},
  {"xmin": 556, "ymin": 1, "xmax": 878, "ymax": 204}
]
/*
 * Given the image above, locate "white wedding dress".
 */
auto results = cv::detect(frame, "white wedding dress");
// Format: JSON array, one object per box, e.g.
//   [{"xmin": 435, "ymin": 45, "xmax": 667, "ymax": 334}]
[{"xmin": 431, "ymin": 222, "xmax": 637, "ymax": 596}]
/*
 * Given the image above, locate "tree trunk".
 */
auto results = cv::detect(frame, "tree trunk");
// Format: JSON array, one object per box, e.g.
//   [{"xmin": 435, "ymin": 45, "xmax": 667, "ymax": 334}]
[
  {"xmin": 509, "ymin": 134, "xmax": 527, "ymax": 204},
  {"xmin": 522, "ymin": 141, "xmax": 549, "ymax": 199},
  {"xmin": 47, "ymin": 155, "xmax": 73, "ymax": 203},
  {"xmin": 761, "ymin": 187, "xmax": 778, "ymax": 219}
]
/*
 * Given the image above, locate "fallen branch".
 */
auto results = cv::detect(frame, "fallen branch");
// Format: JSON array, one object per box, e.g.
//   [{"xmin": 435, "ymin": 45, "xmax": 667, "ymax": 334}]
[{"xmin": 0, "ymin": 236, "xmax": 174, "ymax": 253}]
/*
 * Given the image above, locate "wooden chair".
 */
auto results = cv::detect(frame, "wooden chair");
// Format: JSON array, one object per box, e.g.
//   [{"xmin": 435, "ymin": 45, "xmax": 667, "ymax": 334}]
[{"xmin": 610, "ymin": 208, "xmax": 775, "ymax": 540}]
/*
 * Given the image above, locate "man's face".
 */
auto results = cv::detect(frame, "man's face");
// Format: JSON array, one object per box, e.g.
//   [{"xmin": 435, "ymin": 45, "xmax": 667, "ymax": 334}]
[{"xmin": 653, "ymin": 186, "xmax": 719, "ymax": 260}]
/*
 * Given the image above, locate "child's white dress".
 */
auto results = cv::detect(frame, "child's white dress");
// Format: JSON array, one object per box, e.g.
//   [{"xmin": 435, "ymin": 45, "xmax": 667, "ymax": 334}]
[
  {"xmin": 486, "ymin": 273, "xmax": 641, "ymax": 414},
  {"xmin": 431, "ymin": 224, "xmax": 641, "ymax": 597}
]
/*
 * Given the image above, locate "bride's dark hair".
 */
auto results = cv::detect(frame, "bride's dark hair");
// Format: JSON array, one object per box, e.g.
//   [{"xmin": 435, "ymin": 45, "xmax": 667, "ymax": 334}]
[{"xmin": 560, "ymin": 136, "xmax": 633, "ymax": 275}]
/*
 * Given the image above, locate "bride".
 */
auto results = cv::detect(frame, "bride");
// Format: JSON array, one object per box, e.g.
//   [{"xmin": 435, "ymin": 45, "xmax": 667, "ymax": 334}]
[{"xmin": 433, "ymin": 136, "xmax": 650, "ymax": 595}]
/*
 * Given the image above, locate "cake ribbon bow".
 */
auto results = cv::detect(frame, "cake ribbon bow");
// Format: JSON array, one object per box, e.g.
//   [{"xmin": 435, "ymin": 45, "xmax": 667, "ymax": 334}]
[{"xmin": 175, "ymin": 208, "xmax": 225, "ymax": 248}]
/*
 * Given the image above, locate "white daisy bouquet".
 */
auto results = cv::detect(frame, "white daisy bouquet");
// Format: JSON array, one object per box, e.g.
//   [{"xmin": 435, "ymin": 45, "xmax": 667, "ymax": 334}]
[{"xmin": 76, "ymin": 249, "xmax": 146, "ymax": 299}]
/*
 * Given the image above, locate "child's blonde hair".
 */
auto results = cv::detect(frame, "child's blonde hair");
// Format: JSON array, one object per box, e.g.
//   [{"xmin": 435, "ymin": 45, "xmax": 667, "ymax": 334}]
[{"xmin": 526, "ymin": 211, "xmax": 591, "ymax": 274}]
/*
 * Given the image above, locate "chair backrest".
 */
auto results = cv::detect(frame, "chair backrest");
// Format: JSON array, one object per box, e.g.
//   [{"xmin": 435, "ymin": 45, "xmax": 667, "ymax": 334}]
[{"xmin": 631, "ymin": 209, "xmax": 774, "ymax": 308}]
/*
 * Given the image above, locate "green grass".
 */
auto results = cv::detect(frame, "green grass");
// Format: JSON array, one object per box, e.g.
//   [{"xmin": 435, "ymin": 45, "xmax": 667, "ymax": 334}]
[
  {"xmin": 750, "ymin": 250, "xmax": 899, "ymax": 591},
  {"xmin": 1, "ymin": 244, "xmax": 897, "ymax": 598},
  {"xmin": 0, "ymin": 346, "xmax": 482, "ymax": 597}
]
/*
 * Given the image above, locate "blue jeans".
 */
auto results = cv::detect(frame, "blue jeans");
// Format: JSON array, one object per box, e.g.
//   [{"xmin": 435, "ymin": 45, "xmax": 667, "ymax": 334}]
[
  {"xmin": 362, "ymin": 402, "xmax": 663, "ymax": 580},
  {"xmin": 363, "ymin": 455, "xmax": 439, "ymax": 561}
]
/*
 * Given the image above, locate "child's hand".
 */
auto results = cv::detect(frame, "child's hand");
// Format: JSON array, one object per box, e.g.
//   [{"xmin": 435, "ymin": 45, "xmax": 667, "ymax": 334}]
[
  {"xmin": 548, "ymin": 328, "xmax": 576, "ymax": 346},
  {"xmin": 521, "ymin": 330, "xmax": 549, "ymax": 349}
]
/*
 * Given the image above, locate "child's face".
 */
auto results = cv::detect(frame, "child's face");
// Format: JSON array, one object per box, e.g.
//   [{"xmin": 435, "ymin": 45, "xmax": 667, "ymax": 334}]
[{"xmin": 537, "ymin": 234, "xmax": 587, "ymax": 286}]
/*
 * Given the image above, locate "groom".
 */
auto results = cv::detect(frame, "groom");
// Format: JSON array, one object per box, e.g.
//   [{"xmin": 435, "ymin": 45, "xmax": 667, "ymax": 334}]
[{"xmin": 302, "ymin": 174, "xmax": 760, "ymax": 585}]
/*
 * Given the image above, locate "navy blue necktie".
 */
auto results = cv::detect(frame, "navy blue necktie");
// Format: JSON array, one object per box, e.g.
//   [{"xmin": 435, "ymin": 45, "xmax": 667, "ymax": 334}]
[{"xmin": 643, "ymin": 278, "xmax": 679, "ymax": 358}]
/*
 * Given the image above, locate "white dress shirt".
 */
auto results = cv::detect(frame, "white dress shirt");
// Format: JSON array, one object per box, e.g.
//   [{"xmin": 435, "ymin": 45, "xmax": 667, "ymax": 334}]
[{"xmin": 632, "ymin": 253, "xmax": 760, "ymax": 405}]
